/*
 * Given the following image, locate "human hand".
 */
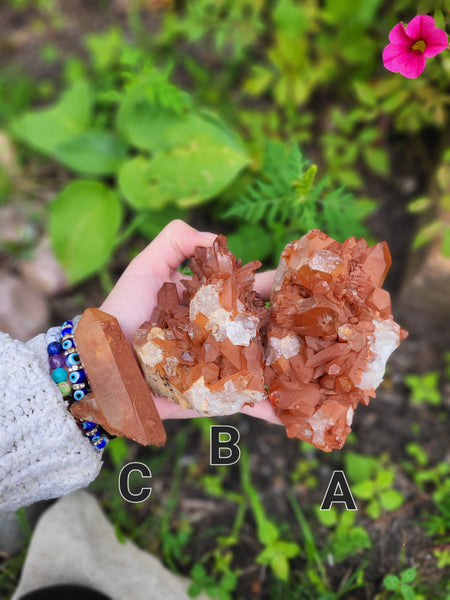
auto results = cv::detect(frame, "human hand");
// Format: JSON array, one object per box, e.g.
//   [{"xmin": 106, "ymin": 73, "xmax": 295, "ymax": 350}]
[{"xmin": 100, "ymin": 219, "xmax": 282, "ymax": 425}]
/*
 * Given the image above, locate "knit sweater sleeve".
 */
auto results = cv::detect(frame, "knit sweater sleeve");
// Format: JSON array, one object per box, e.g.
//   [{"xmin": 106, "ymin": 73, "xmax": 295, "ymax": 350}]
[{"xmin": 0, "ymin": 331, "xmax": 102, "ymax": 511}]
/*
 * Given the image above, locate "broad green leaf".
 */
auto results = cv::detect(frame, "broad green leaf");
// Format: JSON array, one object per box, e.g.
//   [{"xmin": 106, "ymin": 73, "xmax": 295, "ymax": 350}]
[
  {"xmin": 400, "ymin": 583, "xmax": 415, "ymax": 600},
  {"xmin": 353, "ymin": 82, "xmax": 377, "ymax": 107},
  {"xmin": 136, "ymin": 206, "xmax": 188, "ymax": 240},
  {"xmin": 315, "ymin": 506, "xmax": 338, "ymax": 527},
  {"xmin": 363, "ymin": 146, "xmax": 389, "ymax": 177},
  {"xmin": 118, "ymin": 92, "xmax": 249, "ymax": 206},
  {"xmin": 366, "ymin": 499, "xmax": 381, "ymax": 520},
  {"xmin": 352, "ymin": 480, "xmax": 375, "ymax": 500},
  {"xmin": 11, "ymin": 80, "xmax": 92, "ymax": 155},
  {"xmin": 412, "ymin": 220, "xmax": 443, "ymax": 249},
  {"xmin": 50, "ymin": 180, "xmax": 122, "ymax": 283},
  {"xmin": 56, "ymin": 132, "xmax": 127, "ymax": 175},
  {"xmin": 118, "ymin": 157, "xmax": 168, "ymax": 209},
  {"xmin": 131, "ymin": 144, "xmax": 248, "ymax": 208},
  {"xmin": 380, "ymin": 489, "xmax": 404, "ymax": 511},
  {"xmin": 401, "ymin": 568, "xmax": 417, "ymax": 583},
  {"xmin": 375, "ymin": 468, "xmax": 395, "ymax": 489},
  {"xmin": 383, "ymin": 574, "xmax": 400, "ymax": 590},
  {"xmin": 408, "ymin": 197, "xmax": 432, "ymax": 213},
  {"xmin": 344, "ymin": 451, "xmax": 376, "ymax": 482}
]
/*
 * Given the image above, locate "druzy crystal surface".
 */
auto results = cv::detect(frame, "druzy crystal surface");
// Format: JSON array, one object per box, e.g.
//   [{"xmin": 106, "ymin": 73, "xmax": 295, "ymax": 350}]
[
  {"xmin": 70, "ymin": 308, "xmax": 166, "ymax": 446},
  {"xmin": 134, "ymin": 236, "xmax": 268, "ymax": 416},
  {"xmin": 265, "ymin": 229, "xmax": 407, "ymax": 451}
]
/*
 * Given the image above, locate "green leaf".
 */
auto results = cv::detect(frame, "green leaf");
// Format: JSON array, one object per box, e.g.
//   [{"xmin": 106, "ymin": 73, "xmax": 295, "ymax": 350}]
[
  {"xmin": 50, "ymin": 180, "xmax": 122, "ymax": 283},
  {"xmin": 400, "ymin": 583, "xmax": 415, "ymax": 600},
  {"xmin": 244, "ymin": 65, "xmax": 274, "ymax": 96},
  {"xmin": 56, "ymin": 132, "xmax": 127, "ymax": 175},
  {"xmin": 227, "ymin": 224, "xmax": 273, "ymax": 264},
  {"xmin": 85, "ymin": 27, "xmax": 123, "ymax": 72},
  {"xmin": 408, "ymin": 197, "xmax": 432, "ymax": 214},
  {"xmin": 401, "ymin": 568, "xmax": 417, "ymax": 583},
  {"xmin": 375, "ymin": 468, "xmax": 394, "ymax": 489},
  {"xmin": 441, "ymin": 226, "xmax": 450, "ymax": 258},
  {"xmin": 344, "ymin": 451, "xmax": 376, "ymax": 482},
  {"xmin": 118, "ymin": 95, "xmax": 249, "ymax": 207},
  {"xmin": 412, "ymin": 220, "xmax": 443, "ymax": 250},
  {"xmin": 363, "ymin": 146, "xmax": 389, "ymax": 176},
  {"xmin": 366, "ymin": 499, "xmax": 381, "ymax": 520},
  {"xmin": 136, "ymin": 206, "xmax": 188, "ymax": 240},
  {"xmin": 384, "ymin": 574, "xmax": 400, "ymax": 590},
  {"xmin": 11, "ymin": 80, "xmax": 92, "ymax": 155},
  {"xmin": 352, "ymin": 480, "xmax": 376, "ymax": 500},
  {"xmin": 315, "ymin": 506, "xmax": 338, "ymax": 527},
  {"xmin": 107, "ymin": 437, "xmax": 129, "ymax": 470},
  {"xmin": 380, "ymin": 489, "xmax": 404, "ymax": 511},
  {"xmin": 118, "ymin": 157, "xmax": 168, "ymax": 209}
]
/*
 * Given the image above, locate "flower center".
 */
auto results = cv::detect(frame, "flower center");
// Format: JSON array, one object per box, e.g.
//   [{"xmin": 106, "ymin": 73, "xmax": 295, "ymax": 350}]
[{"xmin": 411, "ymin": 39, "xmax": 426, "ymax": 52}]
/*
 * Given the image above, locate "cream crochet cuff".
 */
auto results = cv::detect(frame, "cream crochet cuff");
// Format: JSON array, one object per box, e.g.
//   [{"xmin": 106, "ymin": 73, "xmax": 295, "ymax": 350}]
[{"xmin": 0, "ymin": 331, "xmax": 102, "ymax": 511}]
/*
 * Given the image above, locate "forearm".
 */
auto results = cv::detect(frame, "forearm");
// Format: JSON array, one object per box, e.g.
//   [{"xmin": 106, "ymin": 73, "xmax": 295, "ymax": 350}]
[{"xmin": 0, "ymin": 331, "xmax": 102, "ymax": 511}]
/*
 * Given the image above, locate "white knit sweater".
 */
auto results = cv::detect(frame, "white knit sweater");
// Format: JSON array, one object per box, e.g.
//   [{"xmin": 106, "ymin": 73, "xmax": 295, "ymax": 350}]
[{"xmin": 0, "ymin": 331, "xmax": 102, "ymax": 511}]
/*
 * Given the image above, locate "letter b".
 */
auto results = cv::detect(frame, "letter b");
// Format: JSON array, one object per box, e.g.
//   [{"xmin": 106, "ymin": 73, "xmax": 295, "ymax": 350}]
[{"xmin": 210, "ymin": 425, "xmax": 240, "ymax": 466}]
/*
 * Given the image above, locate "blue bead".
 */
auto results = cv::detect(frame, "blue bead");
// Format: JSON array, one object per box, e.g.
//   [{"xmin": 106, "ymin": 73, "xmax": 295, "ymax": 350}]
[
  {"xmin": 66, "ymin": 353, "xmax": 81, "ymax": 367},
  {"xmin": 51, "ymin": 368, "xmax": 67, "ymax": 383},
  {"xmin": 61, "ymin": 326, "xmax": 73, "ymax": 337},
  {"xmin": 93, "ymin": 436, "xmax": 107, "ymax": 449},
  {"xmin": 73, "ymin": 388, "xmax": 87, "ymax": 401},
  {"xmin": 47, "ymin": 342, "xmax": 63, "ymax": 355},
  {"xmin": 62, "ymin": 338, "xmax": 75, "ymax": 350},
  {"xmin": 62, "ymin": 320, "xmax": 74, "ymax": 328},
  {"xmin": 69, "ymin": 370, "xmax": 86, "ymax": 384},
  {"xmin": 90, "ymin": 433, "xmax": 102, "ymax": 443},
  {"xmin": 81, "ymin": 421, "xmax": 96, "ymax": 431}
]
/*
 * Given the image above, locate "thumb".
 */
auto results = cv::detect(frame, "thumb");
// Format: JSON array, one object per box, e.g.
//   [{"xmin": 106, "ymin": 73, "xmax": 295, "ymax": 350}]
[{"xmin": 137, "ymin": 219, "xmax": 217, "ymax": 278}]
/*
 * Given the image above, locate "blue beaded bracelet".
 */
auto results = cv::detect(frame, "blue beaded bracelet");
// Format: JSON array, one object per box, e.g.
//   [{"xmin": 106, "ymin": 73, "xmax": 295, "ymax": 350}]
[{"xmin": 46, "ymin": 320, "xmax": 108, "ymax": 451}]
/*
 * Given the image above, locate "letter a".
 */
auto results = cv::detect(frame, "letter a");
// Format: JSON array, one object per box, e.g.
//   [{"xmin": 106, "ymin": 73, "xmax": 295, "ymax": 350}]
[
  {"xmin": 320, "ymin": 470, "xmax": 357, "ymax": 511},
  {"xmin": 210, "ymin": 425, "xmax": 240, "ymax": 466}
]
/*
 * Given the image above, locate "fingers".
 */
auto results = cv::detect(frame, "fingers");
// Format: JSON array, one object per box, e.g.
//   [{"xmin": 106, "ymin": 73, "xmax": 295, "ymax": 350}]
[
  {"xmin": 254, "ymin": 270, "xmax": 275, "ymax": 300},
  {"xmin": 137, "ymin": 220, "xmax": 217, "ymax": 279},
  {"xmin": 240, "ymin": 399, "xmax": 283, "ymax": 425}
]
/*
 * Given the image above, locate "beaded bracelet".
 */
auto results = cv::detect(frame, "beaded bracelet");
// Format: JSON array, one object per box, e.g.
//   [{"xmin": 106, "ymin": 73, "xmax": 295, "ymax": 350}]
[{"xmin": 46, "ymin": 320, "xmax": 108, "ymax": 450}]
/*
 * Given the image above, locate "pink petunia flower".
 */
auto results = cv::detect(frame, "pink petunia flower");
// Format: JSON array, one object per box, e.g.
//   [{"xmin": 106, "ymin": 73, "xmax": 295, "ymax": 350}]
[{"xmin": 383, "ymin": 15, "xmax": 448, "ymax": 78}]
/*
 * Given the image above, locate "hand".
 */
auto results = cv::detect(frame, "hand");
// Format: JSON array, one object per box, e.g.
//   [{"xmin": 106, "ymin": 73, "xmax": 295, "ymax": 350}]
[{"xmin": 100, "ymin": 219, "xmax": 282, "ymax": 425}]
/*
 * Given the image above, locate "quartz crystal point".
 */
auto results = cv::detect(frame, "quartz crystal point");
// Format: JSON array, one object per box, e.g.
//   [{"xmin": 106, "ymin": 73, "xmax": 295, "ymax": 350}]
[
  {"xmin": 265, "ymin": 229, "xmax": 407, "ymax": 451},
  {"xmin": 134, "ymin": 236, "xmax": 268, "ymax": 416},
  {"xmin": 70, "ymin": 308, "xmax": 166, "ymax": 446}
]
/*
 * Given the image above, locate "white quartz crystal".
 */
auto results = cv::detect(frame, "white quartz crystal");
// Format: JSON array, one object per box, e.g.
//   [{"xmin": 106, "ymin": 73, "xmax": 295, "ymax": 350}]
[
  {"xmin": 190, "ymin": 283, "xmax": 259, "ymax": 346},
  {"xmin": 308, "ymin": 249, "xmax": 342, "ymax": 273},
  {"xmin": 185, "ymin": 377, "xmax": 264, "ymax": 415},
  {"xmin": 140, "ymin": 327, "xmax": 166, "ymax": 367},
  {"xmin": 357, "ymin": 318, "xmax": 401, "ymax": 391},
  {"xmin": 266, "ymin": 334, "xmax": 300, "ymax": 365},
  {"xmin": 306, "ymin": 409, "xmax": 335, "ymax": 448}
]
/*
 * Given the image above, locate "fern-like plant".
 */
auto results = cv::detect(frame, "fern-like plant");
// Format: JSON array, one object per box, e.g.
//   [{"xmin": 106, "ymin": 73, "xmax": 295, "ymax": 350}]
[{"xmin": 224, "ymin": 142, "xmax": 374, "ymax": 265}]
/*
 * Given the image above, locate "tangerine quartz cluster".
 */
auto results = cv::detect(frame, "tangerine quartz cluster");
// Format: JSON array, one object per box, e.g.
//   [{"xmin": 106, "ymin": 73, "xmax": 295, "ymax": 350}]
[
  {"xmin": 133, "ymin": 236, "xmax": 268, "ymax": 416},
  {"xmin": 264, "ymin": 229, "xmax": 407, "ymax": 451}
]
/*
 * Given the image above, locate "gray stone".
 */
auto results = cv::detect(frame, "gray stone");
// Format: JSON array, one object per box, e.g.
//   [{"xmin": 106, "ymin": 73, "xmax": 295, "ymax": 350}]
[
  {"xmin": 19, "ymin": 237, "xmax": 68, "ymax": 296},
  {"xmin": 0, "ymin": 273, "xmax": 49, "ymax": 341},
  {"xmin": 12, "ymin": 491, "xmax": 208, "ymax": 600}
]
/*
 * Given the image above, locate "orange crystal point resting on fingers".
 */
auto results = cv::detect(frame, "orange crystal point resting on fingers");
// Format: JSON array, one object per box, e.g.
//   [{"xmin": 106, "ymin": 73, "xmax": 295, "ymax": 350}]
[
  {"xmin": 70, "ymin": 308, "xmax": 166, "ymax": 446},
  {"xmin": 265, "ymin": 229, "xmax": 406, "ymax": 451}
]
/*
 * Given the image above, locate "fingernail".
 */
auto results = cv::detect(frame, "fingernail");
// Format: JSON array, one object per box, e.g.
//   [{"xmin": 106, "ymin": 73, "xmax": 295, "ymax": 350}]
[{"xmin": 198, "ymin": 231, "xmax": 217, "ymax": 239}]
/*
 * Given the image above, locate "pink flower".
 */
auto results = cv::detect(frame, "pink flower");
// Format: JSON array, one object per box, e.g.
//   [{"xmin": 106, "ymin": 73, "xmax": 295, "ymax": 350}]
[{"xmin": 383, "ymin": 15, "xmax": 448, "ymax": 78}]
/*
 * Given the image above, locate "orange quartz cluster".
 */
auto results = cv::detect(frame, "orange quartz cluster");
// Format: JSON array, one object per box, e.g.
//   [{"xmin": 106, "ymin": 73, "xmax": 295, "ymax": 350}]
[
  {"xmin": 264, "ymin": 229, "xmax": 407, "ymax": 451},
  {"xmin": 134, "ymin": 236, "xmax": 268, "ymax": 415}
]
